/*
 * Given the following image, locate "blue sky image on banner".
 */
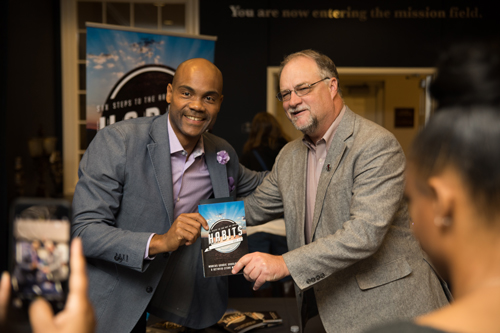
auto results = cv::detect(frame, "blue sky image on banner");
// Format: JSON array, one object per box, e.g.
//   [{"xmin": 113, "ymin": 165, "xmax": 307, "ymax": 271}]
[{"xmin": 85, "ymin": 25, "xmax": 215, "ymax": 138}]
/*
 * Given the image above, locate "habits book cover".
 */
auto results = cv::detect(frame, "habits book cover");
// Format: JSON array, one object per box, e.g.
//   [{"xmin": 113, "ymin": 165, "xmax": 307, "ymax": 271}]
[{"xmin": 199, "ymin": 199, "xmax": 248, "ymax": 277}]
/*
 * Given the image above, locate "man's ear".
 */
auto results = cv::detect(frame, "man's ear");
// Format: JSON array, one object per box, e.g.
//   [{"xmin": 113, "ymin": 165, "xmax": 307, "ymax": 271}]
[
  {"xmin": 428, "ymin": 176, "xmax": 455, "ymax": 224},
  {"xmin": 329, "ymin": 78, "xmax": 338, "ymax": 98},
  {"xmin": 166, "ymin": 83, "xmax": 173, "ymax": 103},
  {"xmin": 219, "ymin": 94, "xmax": 224, "ymax": 105}
]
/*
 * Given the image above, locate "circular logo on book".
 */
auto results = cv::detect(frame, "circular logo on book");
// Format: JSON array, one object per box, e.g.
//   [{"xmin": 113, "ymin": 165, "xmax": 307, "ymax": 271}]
[{"xmin": 207, "ymin": 219, "xmax": 243, "ymax": 254}]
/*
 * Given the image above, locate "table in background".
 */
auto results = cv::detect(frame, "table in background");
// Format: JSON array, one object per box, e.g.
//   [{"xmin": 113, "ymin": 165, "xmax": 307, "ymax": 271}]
[{"xmin": 147, "ymin": 297, "xmax": 326, "ymax": 333}]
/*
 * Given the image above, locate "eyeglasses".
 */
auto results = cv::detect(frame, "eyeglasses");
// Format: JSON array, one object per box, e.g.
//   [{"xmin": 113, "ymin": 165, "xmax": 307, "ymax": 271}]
[{"xmin": 276, "ymin": 77, "xmax": 330, "ymax": 102}]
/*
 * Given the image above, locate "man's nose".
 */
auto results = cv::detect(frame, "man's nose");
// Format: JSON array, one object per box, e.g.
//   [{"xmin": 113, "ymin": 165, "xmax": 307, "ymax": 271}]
[
  {"xmin": 189, "ymin": 99, "xmax": 205, "ymax": 111},
  {"xmin": 288, "ymin": 90, "xmax": 302, "ymax": 107}
]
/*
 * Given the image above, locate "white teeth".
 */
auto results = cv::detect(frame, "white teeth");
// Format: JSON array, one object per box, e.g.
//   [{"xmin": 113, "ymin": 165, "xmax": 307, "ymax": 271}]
[{"xmin": 186, "ymin": 115, "xmax": 203, "ymax": 121}]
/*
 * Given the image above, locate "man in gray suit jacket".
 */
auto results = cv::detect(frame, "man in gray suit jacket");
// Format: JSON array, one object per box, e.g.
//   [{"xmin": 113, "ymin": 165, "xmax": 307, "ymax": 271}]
[
  {"xmin": 72, "ymin": 58, "xmax": 265, "ymax": 333},
  {"xmin": 232, "ymin": 50, "xmax": 450, "ymax": 333}
]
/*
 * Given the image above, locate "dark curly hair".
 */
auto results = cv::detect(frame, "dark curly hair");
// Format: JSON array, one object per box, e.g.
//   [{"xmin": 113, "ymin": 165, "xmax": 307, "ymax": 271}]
[
  {"xmin": 431, "ymin": 39, "xmax": 500, "ymax": 109},
  {"xmin": 409, "ymin": 106, "xmax": 500, "ymax": 220}
]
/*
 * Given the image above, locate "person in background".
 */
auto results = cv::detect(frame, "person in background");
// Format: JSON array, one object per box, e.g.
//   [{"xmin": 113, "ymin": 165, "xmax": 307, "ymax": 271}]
[
  {"xmin": 365, "ymin": 107, "xmax": 500, "ymax": 333},
  {"xmin": 0, "ymin": 238, "xmax": 96, "ymax": 333},
  {"xmin": 238, "ymin": 112, "xmax": 291, "ymax": 297},
  {"xmin": 232, "ymin": 49, "xmax": 449, "ymax": 333},
  {"xmin": 240, "ymin": 112, "xmax": 288, "ymax": 172}
]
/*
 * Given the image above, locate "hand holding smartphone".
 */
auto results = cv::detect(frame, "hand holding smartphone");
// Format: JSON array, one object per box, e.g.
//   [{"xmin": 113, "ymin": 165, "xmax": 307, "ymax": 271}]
[
  {"xmin": 2, "ymin": 198, "xmax": 96, "ymax": 332},
  {"xmin": 9, "ymin": 198, "xmax": 71, "ymax": 321}
]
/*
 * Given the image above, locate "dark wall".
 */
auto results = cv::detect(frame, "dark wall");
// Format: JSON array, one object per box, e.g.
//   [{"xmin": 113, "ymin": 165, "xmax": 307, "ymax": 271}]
[
  {"xmin": 0, "ymin": 1, "xmax": 8, "ymax": 273},
  {"xmin": 1, "ymin": 0, "xmax": 61, "ymax": 272},
  {"xmin": 200, "ymin": 0, "xmax": 500, "ymax": 153}
]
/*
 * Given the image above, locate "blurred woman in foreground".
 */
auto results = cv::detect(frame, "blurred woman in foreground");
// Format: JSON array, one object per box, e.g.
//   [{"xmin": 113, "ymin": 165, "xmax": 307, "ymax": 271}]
[{"xmin": 366, "ymin": 107, "xmax": 500, "ymax": 333}]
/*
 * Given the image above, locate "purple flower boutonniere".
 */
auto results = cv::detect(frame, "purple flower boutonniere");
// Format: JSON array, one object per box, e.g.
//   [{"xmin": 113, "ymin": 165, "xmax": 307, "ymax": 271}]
[
  {"xmin": 217, "ymin": 150, "xmax": 230, "ymax": 165},
  {"xmin": 228, "ymin": 176, "xmax": 235, "ymax": 193}
]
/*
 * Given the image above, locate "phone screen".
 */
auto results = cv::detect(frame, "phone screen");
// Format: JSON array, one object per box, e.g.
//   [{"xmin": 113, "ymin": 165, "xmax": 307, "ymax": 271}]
[{"xmin": 10, "ymin": 199, "xmax": 71, "ymax": 315}]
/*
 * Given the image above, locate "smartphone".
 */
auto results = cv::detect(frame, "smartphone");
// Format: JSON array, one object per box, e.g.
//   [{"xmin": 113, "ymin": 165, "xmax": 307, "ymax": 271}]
[{"xmin": 9, "ymin": 198, "xmax": 71, "ymax": 319}]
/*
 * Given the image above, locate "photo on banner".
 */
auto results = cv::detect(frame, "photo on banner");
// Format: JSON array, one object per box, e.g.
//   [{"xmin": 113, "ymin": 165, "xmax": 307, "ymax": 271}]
[{"xmin": 85, "ymin": 23, "xmax": 216, "ymax": 145}]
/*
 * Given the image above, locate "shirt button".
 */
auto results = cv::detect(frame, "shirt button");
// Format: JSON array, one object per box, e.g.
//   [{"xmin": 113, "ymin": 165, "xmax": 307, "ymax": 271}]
[
  {"xmin": 146, "ymin": 286, "xmax": 153, "ymax": 293},
  {"xmin": 177, "ymin": 197, "xmax": 180, "ymax": 202}
]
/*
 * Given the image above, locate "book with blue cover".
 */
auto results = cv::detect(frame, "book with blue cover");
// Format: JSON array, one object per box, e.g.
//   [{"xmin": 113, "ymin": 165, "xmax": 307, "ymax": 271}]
[{"xmin": 198, "ymin": 198, "xmax": 248, "ymax": 277}]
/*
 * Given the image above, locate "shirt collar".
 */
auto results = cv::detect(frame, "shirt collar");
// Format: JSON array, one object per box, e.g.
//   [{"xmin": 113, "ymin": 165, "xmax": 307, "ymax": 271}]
[
  {"xmin": 302, "ymin": 105, "xmax": 346, "ymax": 151},
  {"xmin": 167, "ymin": 115, "xmax": 205, "ymax": 158}
]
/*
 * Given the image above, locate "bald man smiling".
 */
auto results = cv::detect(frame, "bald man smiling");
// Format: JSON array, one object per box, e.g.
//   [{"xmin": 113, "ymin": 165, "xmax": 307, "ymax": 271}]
[{"xmin": 72, "ymin": 58, "xmax": 266, "ymax": 333}]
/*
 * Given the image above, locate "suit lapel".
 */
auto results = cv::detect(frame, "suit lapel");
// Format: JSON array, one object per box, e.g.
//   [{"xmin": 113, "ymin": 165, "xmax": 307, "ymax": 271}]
[
  {"xmin": 295, "ymin": 144, "xmax": 308, "ymax": 246},
  {"xmin": 147, "ymin": 114, "xmax": 175, "ymax": 227},
  {"xmin": 311, "ymin": 107, "xmax": 356, "ymax": 240},
  {"xmin": 203, "ymin": 134, "xmax": 230, "ymax": 199}
]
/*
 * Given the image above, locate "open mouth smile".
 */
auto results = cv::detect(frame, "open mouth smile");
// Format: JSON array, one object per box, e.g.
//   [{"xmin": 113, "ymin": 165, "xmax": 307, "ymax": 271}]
[
  {"xmin": 185, "ymin": 115, "xmax": 204, "ymax": 122},
  {"xmin": 289, "ymin": 108, "xmax": 308, "ymax": 117}
]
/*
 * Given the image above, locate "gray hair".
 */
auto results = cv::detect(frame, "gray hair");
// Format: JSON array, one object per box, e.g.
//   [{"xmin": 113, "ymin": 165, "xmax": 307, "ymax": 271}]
[{"xmin": 278, "ymin": 49, "xmax": 341, "ymax": 94}]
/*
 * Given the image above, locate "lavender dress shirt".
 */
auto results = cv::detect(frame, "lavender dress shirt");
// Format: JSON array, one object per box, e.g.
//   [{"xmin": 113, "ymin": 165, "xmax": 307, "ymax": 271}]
[{"xmin": 145, "ymin": 118, "xmax": 212, "ymax": 258}]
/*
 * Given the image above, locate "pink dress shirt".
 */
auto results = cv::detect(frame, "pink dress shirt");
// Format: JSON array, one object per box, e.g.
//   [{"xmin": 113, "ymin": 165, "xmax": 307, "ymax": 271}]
[{"xmin": 303, "ymin": 106, "xmax": 346, "ymax": 244}]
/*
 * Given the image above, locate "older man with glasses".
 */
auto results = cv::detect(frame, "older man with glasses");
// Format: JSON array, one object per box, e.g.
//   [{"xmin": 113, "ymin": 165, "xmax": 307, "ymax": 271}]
[{"xmin": 232, "ymin": 50, "xmax": 450, "ymax": 333}]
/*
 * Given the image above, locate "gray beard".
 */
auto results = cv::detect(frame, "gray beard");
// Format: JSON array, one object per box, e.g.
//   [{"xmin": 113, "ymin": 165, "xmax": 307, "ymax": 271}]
[{"xmin": 292, "ymin": 113, "xmax": 318, "ymax": 136}]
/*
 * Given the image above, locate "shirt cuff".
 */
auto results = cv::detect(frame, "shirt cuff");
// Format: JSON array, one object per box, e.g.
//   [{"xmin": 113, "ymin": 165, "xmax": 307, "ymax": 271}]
[{"xmin": 144, "ymin": 233, "xmax": 156, "ymax": 260}]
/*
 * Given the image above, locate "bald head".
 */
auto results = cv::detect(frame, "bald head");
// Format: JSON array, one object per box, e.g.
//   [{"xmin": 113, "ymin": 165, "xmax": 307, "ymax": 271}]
[
  {"xmin": 173, "ymin": 58, "xmax": 223, "ymax": 94},
  {"xmin": 166, "ymin": 58, "xmax": 224, "ymax": 153}
]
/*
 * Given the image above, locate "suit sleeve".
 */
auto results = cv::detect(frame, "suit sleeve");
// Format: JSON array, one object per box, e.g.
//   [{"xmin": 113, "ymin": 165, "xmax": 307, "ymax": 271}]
[
  {"xmin": 71, "ymin": 126, "xmax": 152, "ymax": 273},
  {"xmin": 283, "ymin": 133, "xmax": 407, "ymax": 290},
  {"xmin": 235, "ymin": 163, "xmax": 269, "ymax": 198},
  {"xmin": 243, "ymin": 152, "xmax": 285, "ymax": 225}
]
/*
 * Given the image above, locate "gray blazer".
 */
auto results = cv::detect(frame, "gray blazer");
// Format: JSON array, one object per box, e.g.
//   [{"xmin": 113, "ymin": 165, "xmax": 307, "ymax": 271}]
[
  {"xmin": 244, "ymin": 107, "xmax": 449, "ymax": 333},
  {"xmin": 72, "ymin": 113, "xmax": 265, "ymax": 333}
]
